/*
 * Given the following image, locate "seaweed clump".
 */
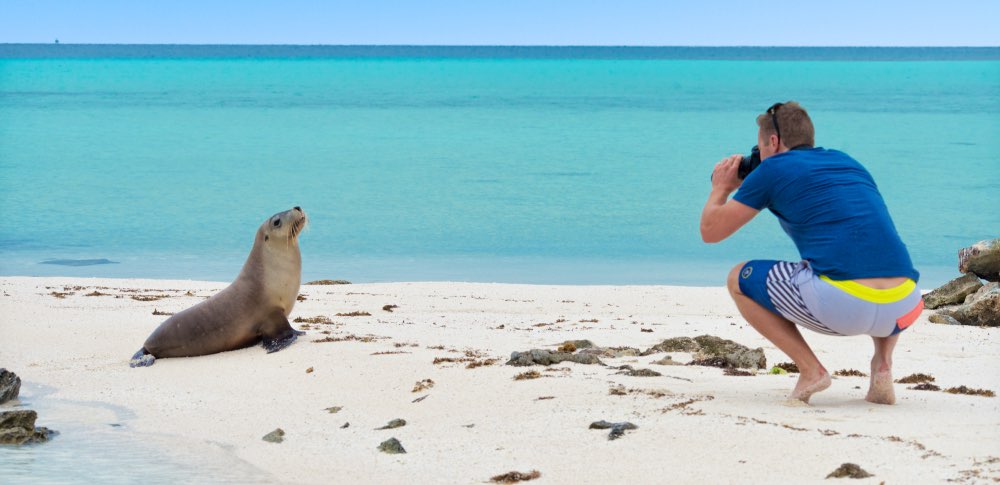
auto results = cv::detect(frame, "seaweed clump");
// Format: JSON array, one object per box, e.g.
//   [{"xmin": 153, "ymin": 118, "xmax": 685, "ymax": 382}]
[
  {"xmin": 944, "ymin": 386, "xmax": 995, "ymax": 397},
  {"xmin": 491, "ymin": 470, "xmax": 541, "ymax": 483},
  {"xmin": 833, "ymin": 369, "xmax": 868, "ymax": 377},
  {"xmin": 896, "ymin": 373, "xmax": 935, "ymax": 384}
]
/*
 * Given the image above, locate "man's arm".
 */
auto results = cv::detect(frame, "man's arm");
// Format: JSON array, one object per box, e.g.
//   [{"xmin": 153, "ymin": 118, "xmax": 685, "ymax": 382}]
[{"xmin": 700, "ymin": 155, "xmax": 760, "ymax": 243}]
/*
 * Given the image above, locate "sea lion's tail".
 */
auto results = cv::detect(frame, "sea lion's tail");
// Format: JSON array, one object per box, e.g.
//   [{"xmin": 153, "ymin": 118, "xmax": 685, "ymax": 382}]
[{"xmin": 129, "ymin": 348, "xmax": 156, "ymax": 368}]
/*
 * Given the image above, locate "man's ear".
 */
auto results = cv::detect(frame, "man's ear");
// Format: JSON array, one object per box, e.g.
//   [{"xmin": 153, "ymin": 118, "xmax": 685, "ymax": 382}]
[{"xmin": 769, "ymin": 134, "xmax": 783, "ymax": 152}]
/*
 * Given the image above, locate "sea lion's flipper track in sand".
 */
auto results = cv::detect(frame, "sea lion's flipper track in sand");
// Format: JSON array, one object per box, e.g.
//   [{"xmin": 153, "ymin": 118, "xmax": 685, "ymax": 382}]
[{"xmin": 261, "ymin": 310, "xmax": 306, "ymax": 354}]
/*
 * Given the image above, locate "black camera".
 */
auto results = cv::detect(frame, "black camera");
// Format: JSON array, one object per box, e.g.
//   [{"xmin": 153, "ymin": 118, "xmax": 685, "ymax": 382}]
[{"xmin": 738, "ymin": 145, "xmax": 762, "ymax": 179}]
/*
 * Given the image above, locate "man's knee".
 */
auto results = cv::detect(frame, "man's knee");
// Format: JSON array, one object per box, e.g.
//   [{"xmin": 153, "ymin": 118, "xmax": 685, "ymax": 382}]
[{"xmin": 727, "ymin": 262, "xmax": 747, "ymax": 295}]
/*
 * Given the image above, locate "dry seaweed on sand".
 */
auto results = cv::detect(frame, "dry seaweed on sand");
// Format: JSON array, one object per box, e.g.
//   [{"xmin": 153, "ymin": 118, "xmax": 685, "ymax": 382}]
[
  {"xmin": 466, "ymin": 358, "xmax": 500, "ymax": 369},
  {"xmin": 336, "ymin": 311, "xmax": 371, "ymax": 317},
  {"xmin": 514, "ymin": 370, "xmax": 542, "ymax": 381},
  {"xmin": 412, "ymin": 379, "xmax": 435, "ymax": 392},
  {"xmin": 305, "ymin": 279, "xmax": 351, "ymax": 285},
  {"xmin": 774, "ymin": 362, "xmax": 799, "ymax": 373},
  {"xmin": 944, "ymin": 386, "xmax": 995, "ymax": 397},
  {"xmin": 833, "ymin": 369, "xmax": 868, "ymax": 377},
  {"xmin": 910, "ymin": 383, "xmax": 941, "ymax": 391},
  {"xmin": 382, "ymin": 304, "xmax": 399, "ymax": 312},
  {"xmin": 491, "ymin": 470, "xmax": 541, "ymax": 483},
  {"xmin": 293, "ymin": 315, "xmax": 333, "ymax": 324},
  {"xmin": 896, "ymin": 373, "xmax": 935, "ymax": 384},
  {"xmin": 724, "ymin": 368, "xmax": 755, "ymax": 377}
]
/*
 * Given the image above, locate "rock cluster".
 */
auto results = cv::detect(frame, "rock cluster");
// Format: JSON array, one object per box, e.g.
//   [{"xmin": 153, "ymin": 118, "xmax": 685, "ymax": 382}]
[
  {"xmin": 507, "ymin": 335, "xmax": 766, "ymax": 370},
  {"xmin": 925, "ymin": 238, "xmax": 1000, "ymax": 327},
  {"xmin": 0, "ymin": 410, "xmax": 58, "ymax": 445}
]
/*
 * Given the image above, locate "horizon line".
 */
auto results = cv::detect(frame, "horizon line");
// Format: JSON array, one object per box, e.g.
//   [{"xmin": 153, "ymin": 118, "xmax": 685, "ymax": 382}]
[{"xmin": 3, "ymin": 43, "xmax": 999, "ymax": 49}]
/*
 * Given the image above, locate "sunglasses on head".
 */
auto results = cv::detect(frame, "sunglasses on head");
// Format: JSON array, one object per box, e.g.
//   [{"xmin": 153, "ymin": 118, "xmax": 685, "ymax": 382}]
[{"xmin": 767, "ymin": 102, "xmax": 783, "ymax": 141}]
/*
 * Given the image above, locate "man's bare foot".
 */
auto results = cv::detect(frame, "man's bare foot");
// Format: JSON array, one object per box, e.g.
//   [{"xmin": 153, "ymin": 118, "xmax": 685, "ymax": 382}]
[
  {"xmin": 789, "ymin": 369, "xmax": 832, "ymax": 404},
  {"xmin": 866, "ymin": 368, "xmax": 896, "ymax": 405}
]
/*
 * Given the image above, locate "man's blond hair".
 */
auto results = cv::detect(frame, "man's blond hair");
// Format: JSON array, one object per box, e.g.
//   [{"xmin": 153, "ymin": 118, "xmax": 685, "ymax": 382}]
[{"xmin": 756, "ymin": 101, "xmax": 814, "ymax": 148}]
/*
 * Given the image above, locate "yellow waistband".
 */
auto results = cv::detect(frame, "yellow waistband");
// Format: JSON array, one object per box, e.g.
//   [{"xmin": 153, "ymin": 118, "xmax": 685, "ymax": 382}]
[{"xmin": 818, "ymin": 276, "xmax": 916, "ymax": 304}]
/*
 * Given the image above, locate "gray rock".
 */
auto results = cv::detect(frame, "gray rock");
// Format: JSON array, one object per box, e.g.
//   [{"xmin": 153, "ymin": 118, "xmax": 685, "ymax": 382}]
[
  {"xmin": 506, "ymin": 349, "xmax": 604, "ymax": 366},
  {"xmin": 0, "ymin": 410, "xmax": 57, "ymax": 445},
  {"xmin": 826, "ymin": 462, "xmax": 873, "ymax": 479},
  {"xmin": 640, "ymin": 337, "xmax": 700, "ymax": 355},
  {"xmin": 376, "ymin": 419, "xmax": 406, "ymax": 430},
  {"xmin": 561, "ymin": 339, "xmax": 595, "ymax": 350},
  {"xmin": 640, "ymin": 335, "xmax": 765, "ymax": 369},
  {"xmin": 378, "ymin": 437, "xmax": 406, "ymax": 454},
  {"xmin": 692, "ymin": 335, "xmax": 767, "ymax": 369},
  {"xmin": 923, "ymin": 273, "xmax": 984, "ymax": 309},
  {"xmin": 579, "ymin": 346, "xmax": 642, "ymax": 358},
  {"xmin": 937, "ymin": 283, "xmax": 1000, "ymax": 327},
  {"xmin": 0, "ymin": 369, "xmax": 20, "ymax": 404},
  {"xmin": 589, "ymin": 420, "xmax": 638, "ymax": 440},
  {"xmin": 959, "ymin": 238, "xmax": 1000, "ymax": 282},
  {"xmin": 928, "ymin": 313, "xmax": 962, "ymax": 325},
  {"xmin": 262, "ymin": 428, "xmax": 285, "ymax": 443},
  {"xmin": 614, "ymin": 365, "xmax": 662, "ymax": 377}
]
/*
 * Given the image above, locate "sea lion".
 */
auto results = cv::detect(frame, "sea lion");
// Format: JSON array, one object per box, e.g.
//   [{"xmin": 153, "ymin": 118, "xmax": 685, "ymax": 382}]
[{"xmin": 130, "ymin": 207, "xmax": 308, "ymax": 367}]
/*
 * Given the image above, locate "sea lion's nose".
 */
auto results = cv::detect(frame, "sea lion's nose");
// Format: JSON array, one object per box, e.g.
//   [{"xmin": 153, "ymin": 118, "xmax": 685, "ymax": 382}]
[{"xmin": 294, "ymin": 206, "xmax": 302, "ymax": 212}]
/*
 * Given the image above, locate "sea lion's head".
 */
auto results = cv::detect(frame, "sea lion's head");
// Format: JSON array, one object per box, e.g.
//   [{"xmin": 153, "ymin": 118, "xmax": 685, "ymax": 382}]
[{"xmin": 259, "ymin": 206, "xmax": 308, "ymax": 246}]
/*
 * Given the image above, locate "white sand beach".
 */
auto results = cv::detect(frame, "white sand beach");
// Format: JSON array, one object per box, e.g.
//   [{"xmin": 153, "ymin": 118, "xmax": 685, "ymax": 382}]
[{"xmin": 1, "ymin": 276, "xmax": 998, "ymax": 483}]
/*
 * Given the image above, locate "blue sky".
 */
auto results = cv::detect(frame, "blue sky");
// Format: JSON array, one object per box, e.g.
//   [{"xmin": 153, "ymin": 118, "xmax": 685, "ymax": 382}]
[{"xmin": 2, "ymin": 0, "xmax": 998, "ymax": 46}]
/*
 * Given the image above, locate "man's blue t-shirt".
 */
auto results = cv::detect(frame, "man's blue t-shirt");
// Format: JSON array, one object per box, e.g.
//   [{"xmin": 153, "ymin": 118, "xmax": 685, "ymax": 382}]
[{"xmin": 733, "ymin": 147, "xmax": 918, "ymax": 282}]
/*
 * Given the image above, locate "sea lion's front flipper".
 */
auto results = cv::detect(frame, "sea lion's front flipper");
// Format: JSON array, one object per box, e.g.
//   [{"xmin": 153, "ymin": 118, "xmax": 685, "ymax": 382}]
[
  {"xmin": 260, "ymin": 311, "xmax": 303, "ymax": 353},
  {"xmin": 129, "ymin": 348, "xmax": 156, "ymax": 368}
]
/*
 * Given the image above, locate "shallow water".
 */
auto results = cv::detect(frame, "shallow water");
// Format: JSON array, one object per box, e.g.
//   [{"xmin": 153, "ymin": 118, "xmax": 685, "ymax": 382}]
[
  {"xmin": 0, "ymin": 384, "xmax": 275, "ymax": 485},
  {"xmin": 1, "ymin": 46, "xmax": 997, "ymax": 288}
]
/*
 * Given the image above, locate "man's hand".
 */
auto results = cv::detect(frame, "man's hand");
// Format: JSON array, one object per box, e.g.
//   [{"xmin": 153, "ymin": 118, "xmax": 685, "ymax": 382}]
[
  {"xmin": 701, "ymin": 154, "xmax": 759, "ymax": 243},
  {"xmin": 711, "ymin": 154, "xmax": 743, "ymax": 195}
]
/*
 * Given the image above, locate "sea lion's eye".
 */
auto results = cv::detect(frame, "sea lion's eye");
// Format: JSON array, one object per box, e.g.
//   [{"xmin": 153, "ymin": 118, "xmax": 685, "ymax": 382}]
[{"xmin": 273, "ymin": 219, "xmax": 281, "ymax": 227}]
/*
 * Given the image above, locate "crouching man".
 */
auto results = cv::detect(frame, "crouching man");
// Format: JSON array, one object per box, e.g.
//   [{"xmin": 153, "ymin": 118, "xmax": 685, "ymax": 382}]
[{"xmin": 700, "ymin": 101, "xmax": 922, "ymax": 404}]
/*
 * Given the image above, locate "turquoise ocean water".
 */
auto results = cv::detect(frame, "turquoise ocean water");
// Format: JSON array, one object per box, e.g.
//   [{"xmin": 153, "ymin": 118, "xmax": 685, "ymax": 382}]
[{"xmin": 1, "ymin": 45, "xmax": 998, "ymax": 287}]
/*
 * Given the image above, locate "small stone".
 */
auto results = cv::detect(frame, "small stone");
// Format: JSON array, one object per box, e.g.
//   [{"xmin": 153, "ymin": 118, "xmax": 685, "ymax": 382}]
[
  {"xmin": 616, "ymin": 367, "xmax": 662, "ymax": 377},
  {"xmin": 376, "ymin": 418, "xmax": 406, "ymax": 430},
  {"xmin": 378, "ymin": 437, "xmax": 406, "ymax": 454},
  {"xmin": 589, "ymin": 420, "xmax": 638, "ymax": 440},
  {"xmin": 826, "ymin": 463, "xmax": 873, "ymax": 479},
  {"xmin": 651, "ymin": 356, "xmax": 681, "ymax": 366},
  {"xmin": 928, "ymin": 313, "xmax": 962, "ymax": 325},
  {"xmin": 262, "ymin": 428, "xmax": 285, "ymax": 443}
]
